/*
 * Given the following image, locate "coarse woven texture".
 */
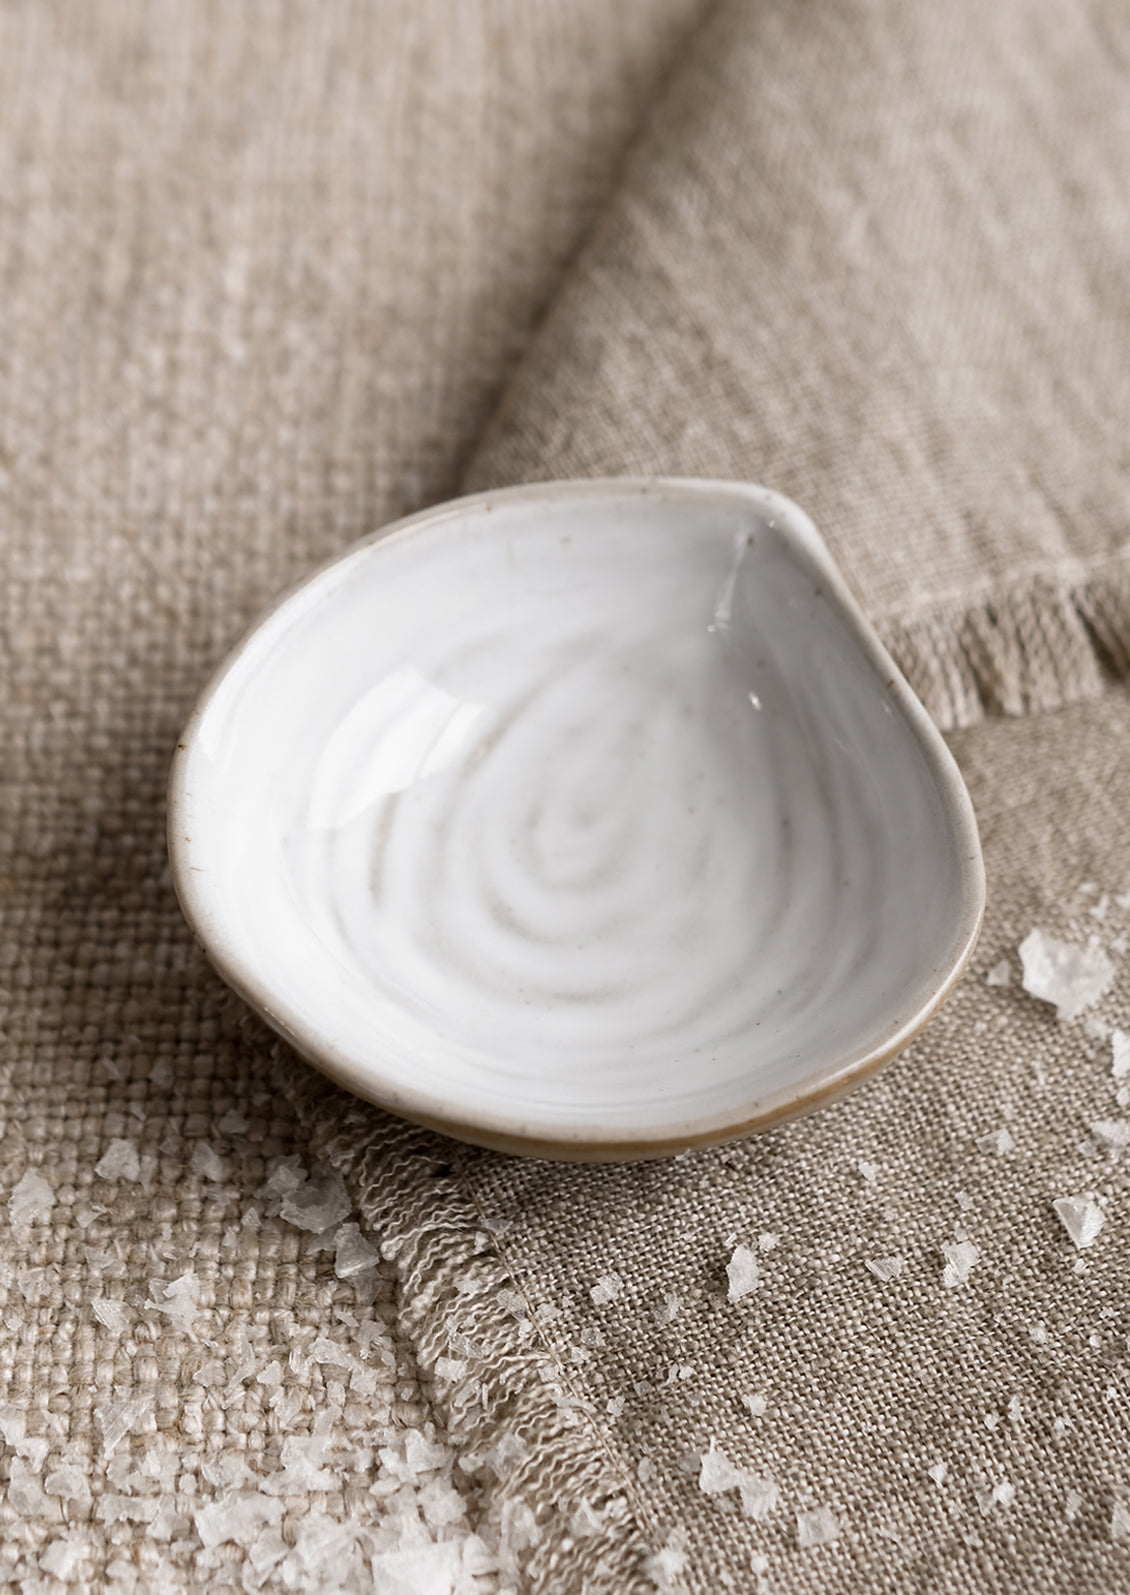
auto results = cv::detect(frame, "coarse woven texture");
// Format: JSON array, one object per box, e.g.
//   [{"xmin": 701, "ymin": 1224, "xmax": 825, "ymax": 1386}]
[
  {"xmin": 467, "ymin": 0, "xmax": 1130, "ymax": 731},
  {"xmin": 291, "ymin": 685, "xmax": 1130, "ymax": 1594},
  {"xmin": 0, "ymin": 1, "xmax": 711, "ymax": 1588}
]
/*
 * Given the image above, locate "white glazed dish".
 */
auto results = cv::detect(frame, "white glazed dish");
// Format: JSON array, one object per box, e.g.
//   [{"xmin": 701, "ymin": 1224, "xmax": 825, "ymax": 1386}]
[{"xmin": 169, "ymin": 479, "xmax": 984, "ymax": 1161}]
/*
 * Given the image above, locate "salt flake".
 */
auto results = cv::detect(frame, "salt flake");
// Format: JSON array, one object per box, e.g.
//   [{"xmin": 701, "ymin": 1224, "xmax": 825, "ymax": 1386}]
[
  {"xmin": 726, "ymin": 1245, "xmax": 759, "ymax": 1302},
  {"xmin": 975, "ymin": 1129, "xmax": 1015, "ymax": 1155},
  {"xmin": 1112, "ymin": 1030, "xmax": 1130, "ymax": 1079},
  {"xmin": 986, "ymin": 960, "xmax": 1012, "ymax": 987},
  {"xmin": 941, "ymin": 1240, "xmax": 979, "ymax": 1289},
  {"xmin": 9, "ymin": 1170, "xmax": 54, "ymax": 1227},
  {"xmin": 191, "ymin": 1142, "xmax": 226, "ymax": 1182},
  {"xmin": 1092, "ymin": 1120, "xmax": 1130, "ymax": 1152},
  {"xmin": 91, "ymin": 1299, "xmax": 130, "ymax": 1335},
  {"xmin": 590, "ymin": 1273, "xmax": 623, "ymax": 1306},
  {"xmin": 94, "ymin": 1140, "xmax": 141, "ymax": 1182},
  {"xmin": 797, "ymin": 1506, "xmax": 840, "ymax": 1549},
  {"xmin": 865, "ymin": 1257, "xmax": 903, "ymax": 1282},
  {"xmin": 333, "ymin": 1221, "xmax": 382, "ymax": 1279},
  {"xmin": 1019, "ymin": 929, "xmax": 1115, "ymax": 1021},
  {"xmin": 1054, "ymin": 1196, "xmax": 1105, "ymax": 1250},
  {"xmin": 1112, "ymin": 1501, "xmax": 1130, "ymax": 1542},
  {"xmin": 194, "ymin": 1492, "xmax": 284, "ymax": 1549},
  {"xmin": 279, "ymin": 1171, "xmax": 351, "ymax": 1233}
]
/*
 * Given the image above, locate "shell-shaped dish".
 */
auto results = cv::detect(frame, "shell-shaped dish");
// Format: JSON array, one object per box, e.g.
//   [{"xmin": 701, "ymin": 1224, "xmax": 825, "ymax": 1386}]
[{"xmin": 170, "ymin": 479, "xmax": 984, "ymax": 1160}]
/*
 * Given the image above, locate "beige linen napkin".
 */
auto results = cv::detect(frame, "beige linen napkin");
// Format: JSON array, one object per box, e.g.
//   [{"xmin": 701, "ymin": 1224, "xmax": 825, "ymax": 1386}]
[
  {"xmin": 0, "ymin": 2, "xmax": 706, "ymax": 1588},
  {"xmin": 285, "ymin": 0, "xmax": 1130, "ymax": 1590},
  {"xmin": 469, "ymin": 0, "xmax": 1130, "ymax": 731}
]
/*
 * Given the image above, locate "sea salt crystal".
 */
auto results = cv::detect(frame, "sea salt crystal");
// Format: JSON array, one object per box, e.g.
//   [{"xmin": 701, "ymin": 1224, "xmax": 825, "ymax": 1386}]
[
  {"xmin": 94, "ymin": 1140, "xmax": 141, "ymax": 1182},
  {"xmin": 258, "ymin": 1156, "xmax": 306, "ymax": 1204},
  {"xmin": 740, "ymin": 1475, "xmax": 780, "ymax": 1521},
  {"xmin": 865, "ymin": 1257, "xmax": 903, "ymax": 1282},
  {"xmin": 45, "ymin": 1468, "xmax": 91, "ymax": 1506},
  {"xmin": 642, "ymin": 1528, "xmax": 688, "ymax": 1588},
  {"xmin": 1008, "ymin": 1396, "xmax": 1022, "ymax": 1424},
  {"xmin": 1065, "ymin": 1490, "xmax": 1083, "ymax": 1521},
  {"xmin": 91, "ymin": 1299, "xmax": 130, "ymax": 1335},
  {"xmin": 218, "ymin": 1109, "xmax": 248, "ymax": 1135},
  {"xmin": 986, "ymin": 960, "xmax": 1012, "ymax": 987},
  {"xmin": 1054, "ymin": 1196, "xmax": 1105, "ymax": 1250},
  {"xmin": 975, "ymin": 1129, "xmax": 1015, "ymax": 1155},
  {"xmin": 7, "ymin": 1457, "xmax": 56, "ymax": 1517},
  {"xmin": 590, "ymin": 1274, "xmax": 623, "ymax": 1306},
  {"xmin": 194, "ymin": 1492, "xmax": 284, "ymax": 1549},
  {"xmin": 1019, "ymin": 930, "xmax": 1115, "ymax": 1022},
  {"xmin": 653, "ymin": 1293, "xmax": 682, "ymax": 1327},
  {"xmin": 39, "ymin": 1534, "xmax": 87, "ymax": 1580},
  {"xmin": 279, "ymin": 1171, "xmax": 351, "ymax": 1233},
  {"xmin": 941, "ymin": 1240, "xmax": 979, "ymax": 1289},
  {"xmin": 9, "ymin": 1170, "xmax": 54, "ymax": 1227},
  {"xmin": 97, "ymin": 1397, "xmax": 150, "ymax": 1456},
  {"xmin": 742, "ymin": 1393, "xmax": 767, "ymax": 1419},
  {"xmin": 1112, "ymin": 1501, "xmax": 1130, "ymax": 1542},
  {"xmin": 191, "ymin": 1142, "xmax": 226, "ymax": 1182},
  {"xmin": 698, "ymin": 1442, "xmax": 778, "ymax": 1520},
  {"xmin": 927, "ymin": 1463, "xmax": 947, "ymax": 1486},
  {"xmin": 1091, "ymin": 1120, "xmax": 1130, "ymax": 1157},
  {"xmin": 856, "ymin": 1160, "xmax": 879, "ymax": 1184},
  {"xmin": 726, "ymin": 1245, "xmax": 759, "ymax": 1302},
  {"xmin": 758, "ymin": 1233, "xmax": 780, "ymax": 1251},
  {"xmin": 146, "ymin": 1272, "xmax": 200, "ymax": 1332},
  {"xmin": 333, "ymin": 1222, "xmax": 382, "ymax": 1279},
  {"xmin": 797, "ymin": 1506, "xmax": 840, "ymax": 1549},
  {"xmin": 1112, "ymin": 1030, "xmax": 1130, "ymax": 1078},
  {"xmin": 497, "ymin": 1288, "xmax": 526, "ymax": 1318}
]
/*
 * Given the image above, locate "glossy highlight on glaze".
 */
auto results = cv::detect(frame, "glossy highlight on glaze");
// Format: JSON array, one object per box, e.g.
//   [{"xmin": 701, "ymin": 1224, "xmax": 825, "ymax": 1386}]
[{"xmin": 169, "ymin": 480, "xmax": 984, "ymax": 1159}]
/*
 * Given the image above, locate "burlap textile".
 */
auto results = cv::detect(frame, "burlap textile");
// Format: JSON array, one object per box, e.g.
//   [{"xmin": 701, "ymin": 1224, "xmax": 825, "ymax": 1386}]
[{"xmin": 4, "ymin": 0, "xmax": 1130, "ymax": 1591}]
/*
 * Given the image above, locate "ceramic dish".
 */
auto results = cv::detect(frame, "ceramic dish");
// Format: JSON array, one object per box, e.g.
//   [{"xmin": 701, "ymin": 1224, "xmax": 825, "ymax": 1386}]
[{"xmin": 169, "ymin": 479, "xmax": 984, "ymax": 1160}]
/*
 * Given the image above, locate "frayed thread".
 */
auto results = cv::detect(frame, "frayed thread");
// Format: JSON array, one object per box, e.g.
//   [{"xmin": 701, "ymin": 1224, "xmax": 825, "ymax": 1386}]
[{"xmin": 879, "ymin": 557, "xmax": 1130, "ymax": 731}]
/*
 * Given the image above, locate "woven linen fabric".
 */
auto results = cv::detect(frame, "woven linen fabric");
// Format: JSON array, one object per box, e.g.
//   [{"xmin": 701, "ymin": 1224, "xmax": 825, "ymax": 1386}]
[
  {"xmin": 467, "ymin": 0, "xmax": 1130, "ymax": 732},
  {"xmin": 0, "ymin": 2, "xmax": 710, "ymax": 1588}
]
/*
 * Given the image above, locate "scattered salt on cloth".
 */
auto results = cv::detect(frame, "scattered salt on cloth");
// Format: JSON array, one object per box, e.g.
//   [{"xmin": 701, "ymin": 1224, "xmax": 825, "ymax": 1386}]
[
  {"xmin": 1112, "ymin": 1029, "xmax": 1130, "ymax": 1078},
  {"xmin": 8, "ymin": 1170, "xmax": 54, "ymax": 1227},
  {"xmin": 941, "ymin": 1241, "xmax": 979, "ymax": 1289},
  {"xmin": 1018, "ymin": 929, "xmax": 1115, "ymax": 1021},
  {"xmin": 797, "ymin": 1506, "xmax": 840, "ymax": 1549},
  {"xmin": 279, "ymin": 1172, "xmax": 352, "ymax": 1234},
  {"xmin": 1054, "ymin": 1196, "xmax": 1105, "ymax": 1249},
  {"xmin": 726, "ymin": 1245, "xmax": 759, "ymax": 1302},
  {"xmin": 93, "ymin": 1139, "xmax": 141, "ymax": 1182},
  {"xmin": 975, "ymin": 1129, "xmax": 1015, "ymax": 1155}
]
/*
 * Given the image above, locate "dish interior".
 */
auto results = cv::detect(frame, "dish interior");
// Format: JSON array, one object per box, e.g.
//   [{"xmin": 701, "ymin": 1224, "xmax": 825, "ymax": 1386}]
[{"xmin": 178, "ymin": 485, "xmax": 978, "ymax": 1147}]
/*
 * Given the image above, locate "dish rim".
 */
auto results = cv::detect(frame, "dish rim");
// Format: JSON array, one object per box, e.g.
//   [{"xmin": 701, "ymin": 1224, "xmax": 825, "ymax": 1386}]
[{"xmin": 168, "ymin": 477, "xmax": 986, "ymax": 1161}]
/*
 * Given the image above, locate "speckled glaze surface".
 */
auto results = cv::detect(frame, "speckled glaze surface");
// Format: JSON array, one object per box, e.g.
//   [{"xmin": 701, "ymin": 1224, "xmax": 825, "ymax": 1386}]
[{"xmin": 169, "ymin": 480, "xmax": 984, "ymax": 1159}]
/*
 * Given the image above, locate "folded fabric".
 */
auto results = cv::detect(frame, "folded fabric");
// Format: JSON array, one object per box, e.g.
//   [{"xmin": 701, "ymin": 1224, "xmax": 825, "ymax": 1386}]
[{"xmin": 469, "ymin": 0, "xmax": 1130, "ymax": 729}]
